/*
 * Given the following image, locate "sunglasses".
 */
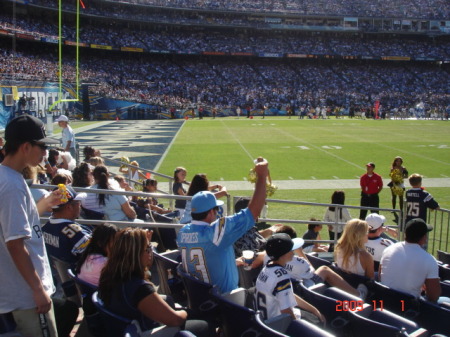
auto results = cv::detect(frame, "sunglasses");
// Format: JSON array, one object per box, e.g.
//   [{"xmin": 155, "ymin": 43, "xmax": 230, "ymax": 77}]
[{"xmin": 30, "ymin": 141, "xmax": 48, "ymax": 151}]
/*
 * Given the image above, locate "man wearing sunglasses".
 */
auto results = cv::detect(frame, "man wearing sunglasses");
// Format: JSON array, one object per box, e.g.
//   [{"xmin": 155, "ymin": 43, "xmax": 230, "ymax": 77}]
[{"xmin": 0, "ymin": 115, "xmax": 60, "ymax": 337}]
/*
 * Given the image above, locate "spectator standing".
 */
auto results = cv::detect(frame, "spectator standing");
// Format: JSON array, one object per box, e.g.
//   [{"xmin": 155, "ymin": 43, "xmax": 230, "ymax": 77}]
[
  {"xmin": 324, "ymin": 190, "xmax": 352, "ymax": 252},
  {"xmin": 0, "ymin": 115, "xmax": 59, "ymax": 337},
  {"xmin": 405, "ymin": 174, "xmax": 440, "ymax": 224},
  {"xmin": 388, "ymin": 156, "xmax": 408, "ymax": 212},
  {"xmin": 359, "ymin": 162, "xmax": 383, "ymax": 219},
  {"xmin": 380, "ymin": 218, "xmax": 442, "ymax": 303},
  {"xmin": 55, "ymin": 115, "xmax": 77, "ymax": 163},
  {"xmin": 172, "ymin": 166, "xmax": 188, "ymax": 218},
  {"xmin": 177, "ymin": 158, "xmax": 269, "ymax": 293}
]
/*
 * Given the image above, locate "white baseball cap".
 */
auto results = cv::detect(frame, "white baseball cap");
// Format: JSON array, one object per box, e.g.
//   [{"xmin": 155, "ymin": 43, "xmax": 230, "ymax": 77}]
[
  {"xmin": 365, "ymin": 214, "xmax": 385, "ymax": 230},
  {"xmin": 55, "ymin": 115, "xmax": 69, "ymax": 122}
]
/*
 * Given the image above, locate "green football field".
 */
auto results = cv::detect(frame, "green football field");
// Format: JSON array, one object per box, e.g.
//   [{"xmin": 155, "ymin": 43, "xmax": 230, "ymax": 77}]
[
  {"xmin": 157, "ymin": 117, "xmax": 450, "ymax": 243},
  {"xmin": 158, "ymin": 117, "xmax": 450, "ymax": 181}
]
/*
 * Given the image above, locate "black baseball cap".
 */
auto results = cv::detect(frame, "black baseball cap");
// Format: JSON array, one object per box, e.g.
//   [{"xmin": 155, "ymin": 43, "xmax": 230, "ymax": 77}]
[
  {"xmin": 266, "ymin": 233, "xmax": 304, "ymax": 260},
  {"xmin": 5, "ymin": 115, "xmax": 58, "ymax": 144},
  {"xmin": 405, "ymin": 218, "xmax": 433, "ymax": 241}
]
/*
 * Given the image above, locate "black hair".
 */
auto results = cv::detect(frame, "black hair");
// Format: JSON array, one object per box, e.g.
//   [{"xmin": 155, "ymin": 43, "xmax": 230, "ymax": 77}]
[
  {"xmin": 72, "ymin": 162, "xmax": 92, "ymax": 188},
  {"xmin": 191, "ymin": 206, "xmax": 218, "ymax": 221},
  {"xmin": 48, "ymin": 149, "xmax": 59, "ymax": 167},
  {"xmin": 75, "ymin": 223, "xmax": 118, "ymax": 274},
  {"xmin": 143, "ymin": 178, "xmax": 158, "ymax": 192},
  {"xmin": 3, "ymin": 139, "xmax": 22, "ymax": 156},
  {"xmin": 275, "ymin": 225, "xmax": 297, "ymax": 238},
  {"xmin": 328, "ymin": 190, "xmax": 345, "ymax": 218},
  {"xmin": 93, "ymin": 165, "xmax": 109, "ymax": 206},
  {"xmin": 83, "ymin": 146, "xmax": 96, "ymax": 161},
  {"xmin": 234, "ymin": 198, "xmax": 250, "ymax": 213},
  {"xmin": 186, "ymin": 174, "xmax": 209, "ymax": 196}
]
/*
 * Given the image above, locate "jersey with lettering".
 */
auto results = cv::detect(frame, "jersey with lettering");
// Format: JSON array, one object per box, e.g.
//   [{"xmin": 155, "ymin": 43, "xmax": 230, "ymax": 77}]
[
  {"xmin": 255, "ymin": 263, "xmax": 298, "ymax": 320},
  {"xmin": 176, "ymin": 208, "xmax": 254, "ymax": 293},
  {"xmin": 405, "ymin": 188, "xmax": 439, "ymax": 223},
  {"xmin": 365, "ymin": 236, "xmax": 394, "ymax": 262},
  {"xmin": 42, "ymin": 218, "xmax": 92, "ymax": 264}
]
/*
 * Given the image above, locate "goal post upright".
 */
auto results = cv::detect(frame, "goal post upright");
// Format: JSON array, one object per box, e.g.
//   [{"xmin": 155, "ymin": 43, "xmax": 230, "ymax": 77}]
[{"xmin": 50, "ymin": 0, "xmax": 80, "ymax": 112}]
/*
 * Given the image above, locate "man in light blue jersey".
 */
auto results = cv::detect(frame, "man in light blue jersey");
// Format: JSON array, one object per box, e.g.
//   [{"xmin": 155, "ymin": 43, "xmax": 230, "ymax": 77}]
[{"xmin": 177, "ymin": 158, "xmax": 269, "ymax": 293}]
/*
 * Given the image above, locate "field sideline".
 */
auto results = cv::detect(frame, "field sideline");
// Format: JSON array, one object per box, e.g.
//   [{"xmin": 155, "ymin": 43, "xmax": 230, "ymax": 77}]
[{"xmin": 156, "ymin": 117, "xmax": 450, "ymax": 247}]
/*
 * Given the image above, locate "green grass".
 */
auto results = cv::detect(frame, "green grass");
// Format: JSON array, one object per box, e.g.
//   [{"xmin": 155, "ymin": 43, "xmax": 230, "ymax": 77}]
[
  {"xmin": 159, "ymin": 118, "xmax": 450, "ymax": 182},
  {"xmin": 159, "ymin": 117, "xmax": 450, "ymax": 251}
]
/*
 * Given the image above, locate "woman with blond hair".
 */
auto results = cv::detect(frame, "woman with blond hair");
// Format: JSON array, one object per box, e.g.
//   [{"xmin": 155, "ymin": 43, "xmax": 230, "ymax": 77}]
[
  {"xmin": 334, "ymin": 219, "xmax": 374, "ymax": 279},
  {"xmin": 98, "ymin": 228, "xmax": 213, "ymax": 337}
]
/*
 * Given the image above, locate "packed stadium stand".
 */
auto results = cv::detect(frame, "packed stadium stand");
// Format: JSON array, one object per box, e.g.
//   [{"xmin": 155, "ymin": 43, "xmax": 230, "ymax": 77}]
[{"xmin": 0, "ymin": 0, "xmax": 449, "ymax": 114}]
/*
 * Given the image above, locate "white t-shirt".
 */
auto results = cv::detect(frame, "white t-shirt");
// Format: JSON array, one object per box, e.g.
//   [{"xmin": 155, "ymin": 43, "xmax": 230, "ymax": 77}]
[
  {"xmin": 61, "ymin": 125, "xmax": 75, "ymax": 149},
  {"xmin": 380, "ymin": 242, "xmax": 439, "ymax": 298},
  {"xmin": 0, "ymin": 165, "xmax": 55, "ymax": 311},
  {"xmin": 255, "ymin": 263, "xmax": 298, "ymax": 321},
  {"xmin": 323, "ymin": 207, "xmax": 352, "ymax": 233},
  {"xmin": 365, "ymin": 236, "xmax": 394, "ymax": 262}
]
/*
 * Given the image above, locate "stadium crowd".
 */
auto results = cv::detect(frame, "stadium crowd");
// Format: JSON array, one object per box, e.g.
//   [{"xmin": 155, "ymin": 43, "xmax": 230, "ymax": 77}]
[
  {"xmin": 2, "ymin": 14, "xmax": 449, "ymax": 59},
  {"xmin": 1, "ymin": 117, "xmax": 449, "ymax": 336},
  {"xmin": 29, "ymin": 0, "xmax": 450, "ymax": 20},
  {"xmin": 1, "ymin": 41, "xmax": 449, "ymax": 115}
]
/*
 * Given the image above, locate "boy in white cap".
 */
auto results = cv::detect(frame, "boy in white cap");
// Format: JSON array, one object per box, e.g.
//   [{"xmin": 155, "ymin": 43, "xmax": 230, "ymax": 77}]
[{"xmin": 55, "ymin": 114, "xmax": 76, "ymax": 161}]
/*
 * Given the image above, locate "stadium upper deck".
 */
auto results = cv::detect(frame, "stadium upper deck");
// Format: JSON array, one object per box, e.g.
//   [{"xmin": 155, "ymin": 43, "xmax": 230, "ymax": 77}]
[{"xmin": 22, "ymin": 0, "xmax": 450, "ymax": 28}]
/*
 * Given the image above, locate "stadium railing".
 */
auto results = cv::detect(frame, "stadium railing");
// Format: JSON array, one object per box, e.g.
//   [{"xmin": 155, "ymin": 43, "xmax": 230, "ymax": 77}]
[
  {"xmin": 233, "ymin": 196, "xmax": 402, "ymax": 250},
  {"xmin": 428, "ymin": 208, "xmax": 450, "ymax": 256}
]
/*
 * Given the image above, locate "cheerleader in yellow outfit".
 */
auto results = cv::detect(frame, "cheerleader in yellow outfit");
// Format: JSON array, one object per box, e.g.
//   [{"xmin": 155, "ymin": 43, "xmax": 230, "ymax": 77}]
[{"xmin": 388, "ymin": 156, "xmax": 408, "ymax": 211}]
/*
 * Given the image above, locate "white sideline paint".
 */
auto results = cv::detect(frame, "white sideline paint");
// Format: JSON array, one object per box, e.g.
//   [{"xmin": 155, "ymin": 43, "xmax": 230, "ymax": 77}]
[{"xmin": 159, "ymin": 178, "xmax": 450, "ymax": 191}]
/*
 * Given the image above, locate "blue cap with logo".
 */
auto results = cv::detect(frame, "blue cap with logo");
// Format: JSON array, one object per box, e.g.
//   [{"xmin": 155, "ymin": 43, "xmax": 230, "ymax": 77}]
[{"xmin": 191, "ymin": 191, "xmax": 224, "ymax": 214}]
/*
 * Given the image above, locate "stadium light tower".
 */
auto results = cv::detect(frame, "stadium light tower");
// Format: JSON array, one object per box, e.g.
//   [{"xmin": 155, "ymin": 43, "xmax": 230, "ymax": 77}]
[{"xmin": 48, "ymin": 0, "xmax": 81, "ymax": 112}]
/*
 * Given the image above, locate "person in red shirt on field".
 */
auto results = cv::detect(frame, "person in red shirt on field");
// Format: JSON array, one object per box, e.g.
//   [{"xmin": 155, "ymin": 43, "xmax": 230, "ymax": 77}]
[{"xmin": 359, "ymin": 162, "xmax": 383, "ymax": 219}]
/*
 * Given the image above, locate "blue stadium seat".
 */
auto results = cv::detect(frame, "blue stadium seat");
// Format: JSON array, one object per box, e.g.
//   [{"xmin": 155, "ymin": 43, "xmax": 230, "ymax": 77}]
[
  {"xmin": 153, "ymin": 251, "xmax": 185, "ymax": 303},
  {"xmin": 295, "ymin": 281, "xmax": 351, "ymax": 336},
  {"xmin": 50, "ymin": 256, "xmax": 81, "ymax": 307},
  {"xmin": 367, "ymin": 281, "xmax": 420, "ymax": 320},
  {"xmin": 176, "ymin": 265, "xmax": 218, "ymax": 321},
  {"xmin": 306, "ymin": 253, "xmax": 332, "ymax": 270},
  {"xmin": 325, "ymin": 287, "xmax": 425, "ymax": 337},
  {"xmin": 237, "ymin": 264, "xmax": 262, "ymax": 289},
  {"xmin": 173, "ymin": 331, "xmax": 198, "ymax": 337},
  {"xmin": 92, "ymin": 291, "xmax": 142, "ymax": 337},
  {"xmin": 284, "ymin": 318, "xmax": 337, "ymax": 337},
  {"xmin": 438, "ymin": 263, "xmax": 450, "ymax": 281},
  {"xmin": 416, "ymin": 298, "xmax": 450, "ymax": 336},
  {"xmin": 441, "ymin": 280, "xmax": 450, "ymax": 298},
  {"xmin": 67, "ymin": 269, "xmax": 105, "ymax": 337},
  {"xmin": 329, "ymin": 264, "xmax": 371, "ymax": 289},
  {"xmin": 437, "ymin": 250, "xmax": 450, "ymax": 265},
  {"xmin": 210, "ymin": 287, "xmax": 259, "ymax": 337},
  {"xmin": 253, "ymin": 312, "xmax": 289, "ymax": 337}
]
